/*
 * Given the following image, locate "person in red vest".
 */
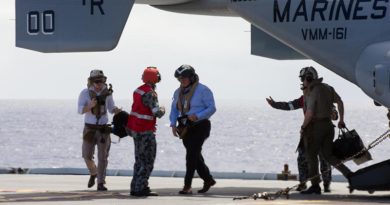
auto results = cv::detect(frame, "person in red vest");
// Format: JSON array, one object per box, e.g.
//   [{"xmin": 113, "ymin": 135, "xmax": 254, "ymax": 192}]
[{"xmin": 126, "ymin": 67, "xmax": 165, "ymax": 197}]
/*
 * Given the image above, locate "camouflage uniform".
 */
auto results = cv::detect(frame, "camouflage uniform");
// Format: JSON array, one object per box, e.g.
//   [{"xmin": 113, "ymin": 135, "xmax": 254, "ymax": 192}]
[
  {"xmin": 128, "ymin": 90, "xmax": 165, "ymax": 193},
  {"xmin": 303, "ymin": 79, "xmax": 351, "ymax": 186},
  {"xmin": 270, "ymin": 96, "xmax": 332, "ymax": 186},
  {"xmin": 297, "ymin": 148, "xmax": 331, "ymax": 185}
]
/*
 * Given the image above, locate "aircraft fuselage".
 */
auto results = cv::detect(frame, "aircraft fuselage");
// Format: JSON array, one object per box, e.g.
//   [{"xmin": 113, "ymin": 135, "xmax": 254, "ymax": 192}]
[
  {"xmin": 14, "ymin": 0, "xmax": 390, "ymax": 107},
  {"xmin": 144, "ymin": 0, "xmax": 390, "ymax": 107}
]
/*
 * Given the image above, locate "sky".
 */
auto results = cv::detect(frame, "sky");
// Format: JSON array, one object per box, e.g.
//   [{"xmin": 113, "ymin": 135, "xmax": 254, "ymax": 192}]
[{"xmin": 0, "ymin": 0, "xmax": 376, "ymax": 106}]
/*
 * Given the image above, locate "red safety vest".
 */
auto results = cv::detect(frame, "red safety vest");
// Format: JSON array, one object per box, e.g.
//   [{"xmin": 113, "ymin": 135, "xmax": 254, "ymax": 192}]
[
  {"xmin": 298, "ymin": 95, "xmax": 306, "ymax": 113},
  {"xmin": 127, "ymin": 84, "xmax": 157, "ymax": 132}
]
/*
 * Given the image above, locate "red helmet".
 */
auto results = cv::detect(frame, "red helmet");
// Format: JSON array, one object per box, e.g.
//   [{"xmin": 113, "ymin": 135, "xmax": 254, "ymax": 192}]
[{"xmin": 142, "ymin": 67, "xmax": 161, "ymax": 84}]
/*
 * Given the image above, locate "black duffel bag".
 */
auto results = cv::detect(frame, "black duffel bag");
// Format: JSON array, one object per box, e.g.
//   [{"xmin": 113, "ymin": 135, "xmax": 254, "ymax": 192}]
[{"xmin": 332, "ymin": 128, "xmax": 371, "ymax": 164}]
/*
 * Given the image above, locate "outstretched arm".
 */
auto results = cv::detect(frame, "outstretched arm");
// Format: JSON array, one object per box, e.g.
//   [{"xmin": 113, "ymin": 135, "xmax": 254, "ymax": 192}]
[{"xmin": 266, "ymin": 96, "xmax": 303, "ymax": 110}]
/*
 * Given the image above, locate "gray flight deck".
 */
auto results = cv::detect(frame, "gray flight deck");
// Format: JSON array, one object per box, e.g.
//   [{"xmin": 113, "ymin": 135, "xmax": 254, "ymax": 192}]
[{"xmin": 0, "ymin": 174, "xmax": 389, "ymax": 205}]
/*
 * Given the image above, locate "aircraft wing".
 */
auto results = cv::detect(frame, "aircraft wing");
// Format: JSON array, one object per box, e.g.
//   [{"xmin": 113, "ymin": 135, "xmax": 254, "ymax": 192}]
[
  {"xmin": 15, "ymin": 0, "xmax": 199, "ymax": 53},
  {"xmin": 16, "ymin": 0, "xmax": 137, "ymax": 52}
]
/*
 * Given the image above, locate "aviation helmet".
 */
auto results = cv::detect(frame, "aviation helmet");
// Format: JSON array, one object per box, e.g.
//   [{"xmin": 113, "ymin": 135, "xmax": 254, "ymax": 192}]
[
  {"xmin": 175, "ymin": 64, "xmax": 196, "ymax": 79},
  {"xmin": 142, "ymin": 66, "xmax": 161, "ymax": 84},
  {"xmin": 299, "ymin": 66, "xmax": 318, "ymax": 82}
]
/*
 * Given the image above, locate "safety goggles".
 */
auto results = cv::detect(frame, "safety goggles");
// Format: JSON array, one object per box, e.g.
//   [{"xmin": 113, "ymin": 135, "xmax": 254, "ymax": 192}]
[
  {"xmin": 93, "ymin": 79, "xmax": 105, "ymax": 84},
  {"xmin": 177, "ymin": 76, "xmax": 189, "ymax": 81},
  {"xmin": 300, "ymin": 76, "xmax": 313, "ymax": 82}
]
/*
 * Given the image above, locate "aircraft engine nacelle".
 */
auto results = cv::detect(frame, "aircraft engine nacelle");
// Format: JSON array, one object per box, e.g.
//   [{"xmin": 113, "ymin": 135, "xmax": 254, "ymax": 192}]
[
  {"xmin": 152, "ymin": 0, "xmax": 236, "ymax": 17},
  {"xmin": 356, "ymin": 42, "xmax": 390, "ymax": 107}
]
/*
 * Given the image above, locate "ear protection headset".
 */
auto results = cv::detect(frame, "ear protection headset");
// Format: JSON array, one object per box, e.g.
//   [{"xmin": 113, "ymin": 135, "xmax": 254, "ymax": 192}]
[{"xmin": 299, "ymin": 66, "xmax": 318, "ymax": 82}]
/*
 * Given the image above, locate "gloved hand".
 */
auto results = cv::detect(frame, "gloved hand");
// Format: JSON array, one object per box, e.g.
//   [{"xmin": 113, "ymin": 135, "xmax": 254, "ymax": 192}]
[
  {"xmin": 159, "ymin": 106, "xmax": 166, "ymax": 114},
  {"xmin": 266, "ymin": 96, "xmax": 275, "ymax": 106}
]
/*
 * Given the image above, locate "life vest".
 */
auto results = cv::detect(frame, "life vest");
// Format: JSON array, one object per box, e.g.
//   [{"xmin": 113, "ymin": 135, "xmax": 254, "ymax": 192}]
[
  {"xmin": 88, "ymin": 86, "xmax": 112, "ymax": 118},
  {"xmin": 126, "ymin": 84, "xmax": 156, "ymax": 132}
]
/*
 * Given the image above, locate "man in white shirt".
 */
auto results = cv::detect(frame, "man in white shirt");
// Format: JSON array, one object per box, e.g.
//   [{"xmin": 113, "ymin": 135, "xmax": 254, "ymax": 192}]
[{"xmin": 78, "ymin": 70, "xmax": 120, "ymax": 191}]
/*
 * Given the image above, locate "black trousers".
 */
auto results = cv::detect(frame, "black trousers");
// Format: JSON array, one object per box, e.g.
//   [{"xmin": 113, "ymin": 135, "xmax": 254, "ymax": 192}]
[{"xmin": 182, "ymin": 120, "xmax": 213, "ymax": 187}]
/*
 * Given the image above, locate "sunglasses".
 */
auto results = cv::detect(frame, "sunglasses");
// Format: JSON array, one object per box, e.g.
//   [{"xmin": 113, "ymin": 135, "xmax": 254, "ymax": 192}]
[
  {"xmin": 300, "ymin": 76, "xmax": 313, "ymax": 82},
  {"xmin": 177, "ymin": 77, "xmax": 189, "ymax": 81},
  {"xmin": 93, "ymin": 79, "xmax": 105, "ymax": 84}
]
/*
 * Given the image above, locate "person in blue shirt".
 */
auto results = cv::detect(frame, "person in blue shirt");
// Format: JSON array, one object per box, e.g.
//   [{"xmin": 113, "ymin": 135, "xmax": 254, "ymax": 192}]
[{"xmin": 170, "ymin": 65, "xmax": 217, "ymax": 195}]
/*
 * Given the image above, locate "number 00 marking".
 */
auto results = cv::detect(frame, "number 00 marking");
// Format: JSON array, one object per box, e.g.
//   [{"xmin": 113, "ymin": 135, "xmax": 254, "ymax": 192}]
[{"xmin": 27, "ymin": 10, "xmax": 55, "ymax": 35}]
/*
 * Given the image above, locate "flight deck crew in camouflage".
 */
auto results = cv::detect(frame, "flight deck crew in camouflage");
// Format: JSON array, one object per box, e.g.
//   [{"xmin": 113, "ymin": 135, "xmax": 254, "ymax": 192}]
[
  {"xmin": 78, "ymin": 70, "xmax": 121, "ymax": 191},
  {"xmin": 299, "ymin": 66, "xmax": 352, "ymax": 194},
  {"xmin": 126, "ymin": 67, "xmax": 165, "ymax": 197},
  {"xmin": 266, "ymin": 89, "xmax": 337, "ymax": 192}
]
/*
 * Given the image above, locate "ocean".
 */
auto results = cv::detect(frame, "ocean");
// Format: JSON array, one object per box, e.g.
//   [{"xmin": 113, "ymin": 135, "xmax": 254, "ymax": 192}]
[{"xmin": 0, "ymin": 99, "xmax": 388, "ymax": 175}]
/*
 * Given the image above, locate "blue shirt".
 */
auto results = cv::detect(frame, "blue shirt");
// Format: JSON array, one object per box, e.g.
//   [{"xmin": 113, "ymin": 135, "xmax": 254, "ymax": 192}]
[{"xmin": 169, "ymin": 83, "xmax": 216, "ymax": 127}]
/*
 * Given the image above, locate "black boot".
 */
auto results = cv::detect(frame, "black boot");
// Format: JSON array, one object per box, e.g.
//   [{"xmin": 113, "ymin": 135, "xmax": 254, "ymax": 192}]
[
  {"xmin": 296, "ymin": 183, "xmax": 307, "ymax": 191},
  {"xmin": 323, "ymin": 183, "xmax": 331, "ymax": 193},
  {"xmin": 97, "ymin": 183, "xmax": 108, "ymax": 191},
  {"xmin": 131, "ymin": 188, "xmax": 158, "ymax": 197},
  {"xmin": 178, "ymin": 186, "xmax": 192, "ymax": 195},
  {"xmin": 198, "ymin": 179, "xmax": 216, "ymax": 193},
  {"xmin": 87, "ymin": 174, "xmax": 97, "ymax": 188},
  {"xmin": 145, "ymin": 187, "xmax": 159, "ymax": 196},
  {"xmin": 300, "ymin": 184, "xmax": 321, "ymax": 194}
]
